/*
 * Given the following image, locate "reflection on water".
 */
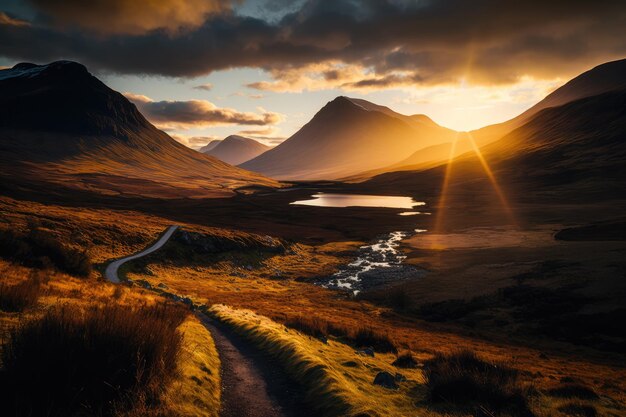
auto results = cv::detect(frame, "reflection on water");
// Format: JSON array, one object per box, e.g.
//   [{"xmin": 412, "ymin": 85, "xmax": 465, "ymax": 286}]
[
  {"xmin": 398, "ymin": 211, "xmax": 431, "ymax": 216},
  {"xmin": 291, "ymin": 193, "xmax": 425, "ymax": 209}
]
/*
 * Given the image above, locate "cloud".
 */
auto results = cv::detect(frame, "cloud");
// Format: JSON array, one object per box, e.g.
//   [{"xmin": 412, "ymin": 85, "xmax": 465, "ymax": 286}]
[
  {"xmin": 1, "ymin": 0, "xmax": 625, "ymax": 88},
  {"xmin": 26, "ymin": 0, "xmax": 231, "ymax": 35},
  {"xmin": 194, "ymin": 82, "xmax": 213, "ymax": 91},
  {"xmin": 169, "ymin": 133, "xmax": 220, "ymax": 149},
  {"xmin": 246, "ymin": 62, "xmax": 427, "ymax": 92},
  {"xmin": 0, "ymin": 12, "xmax": 30, "ymax": 27},
  {"xmin": 125, "ymin": 92, "xmax": 282, "ymax": 129},
  {"xmin": 238, "ymin": 127, "xmax": 276, "ymax": 136}
]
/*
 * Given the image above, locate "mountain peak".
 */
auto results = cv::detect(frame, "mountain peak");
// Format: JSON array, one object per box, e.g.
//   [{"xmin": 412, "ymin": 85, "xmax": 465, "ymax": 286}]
[
  {"xmin": 203, "ymin": 135, "xmax": 270, "ymax": 165},
  {"xmin": 1, "ymin": 61, "xmax": 89, "ymax": 81},
  {"xmin": 0, "ymin": 60, "xmax": 147, "ymax": 137}
]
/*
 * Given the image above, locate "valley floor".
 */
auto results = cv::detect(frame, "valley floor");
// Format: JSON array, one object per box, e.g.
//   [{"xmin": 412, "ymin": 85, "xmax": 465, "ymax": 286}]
[{"xmin": 0, "ymin": 193, "xmax": 624, "ymax": 416}]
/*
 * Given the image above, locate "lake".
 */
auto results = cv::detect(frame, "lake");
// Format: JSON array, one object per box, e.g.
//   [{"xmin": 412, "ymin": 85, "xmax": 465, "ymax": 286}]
[{"xmin": 290, "ymin": 193, "xmax": 425, "ymax": 209}]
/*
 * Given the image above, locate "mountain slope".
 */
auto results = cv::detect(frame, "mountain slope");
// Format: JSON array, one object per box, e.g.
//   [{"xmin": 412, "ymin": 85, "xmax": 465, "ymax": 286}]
[
  {"xmin": 352, "ymin": 58, "xmax": 626, "ymax": 181},
  {"xmin": 199, "ymin": 140, "xmax": 222, "ymax": 153},
  {"xmin": 364, "ymin": 86, "xmax": 626, "ymax": 203},
  {"xmin": 0, "ymin": 61, "xmax": 277, "ymax": 198},
  {"xmin": 240, "ymin": 96, "xmax": 457, "ymax": 180},
  {"xmin": 203, "ymin": 135, "xmax": 270, "ymax": 165},
  {"xmin": 471, "ymin": 58, "xmax": 626, "ymax": 144}
]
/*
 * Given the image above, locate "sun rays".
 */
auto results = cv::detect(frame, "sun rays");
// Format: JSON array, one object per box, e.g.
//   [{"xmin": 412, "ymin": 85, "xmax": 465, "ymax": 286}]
[
  {"xmin": 433, "ymin": 132, "xmax": 460, "ymax": 236},
  {"xmin": 432, "ymin": 131, "xmax": 517, "ymax": 242}
]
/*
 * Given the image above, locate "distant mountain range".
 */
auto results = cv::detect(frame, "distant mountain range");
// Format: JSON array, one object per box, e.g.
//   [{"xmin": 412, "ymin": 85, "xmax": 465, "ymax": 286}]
[
  {"xmin": 201, "ymin": 135, "xmax": 271, "ymax": 165},
  {"xmin": 0, "ymin": 61, "xmax": 276, "ymax": 198},
  {"xmin": 240, "ymin": 96, "xmax": 457, "ymax": 179},
  {"xmin": 363, "ymin": 59, "xmax": 626, "ymax": 203},
  {"xmin": 2, "ymin": 58, "xmax": 624, "ymax": 201},
  {"xmin": 243, "ymin": 59, "xmax": 626, "ymax": 182}
]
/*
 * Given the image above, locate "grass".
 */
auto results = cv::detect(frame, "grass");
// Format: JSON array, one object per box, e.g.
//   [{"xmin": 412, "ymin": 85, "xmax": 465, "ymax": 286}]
[
  {"xmin": 1, "ymin": 197, "xmax": 623, "ymax": 416},
  {"xmin": 547, "ymin": 383, "xmax": 599, "ymax": 400},
  {"xmin": 165, "ymin": 316, "xmax": 221, "ymax": 417},
  {"xmin": 282, "ymin": 315, "xmax": 396, "ymax": 352},
  {"xmin": 556, "ymin": 402, "xmax": 597, "ymax": 417},
  {"xmin": 423, "ymin": 350, "xmax": 532, "ymax": 416},
  {"xmin": 0, "ymin": 226, "xmax": 92, "ymax": 276},
  {"xmin": 209, "ymin": 304, "xmax": 426, "ymax": 417},
  {"xmin": 352, "ymin": 327, "xmax": 397, "ymax": 353},
  {"xmin": 0, "ymin": 301, "xmax": 188, "ymax": 417},
  {"xmin": 0, "ymin": 276, "xmax": 41, "ymax": 312}
]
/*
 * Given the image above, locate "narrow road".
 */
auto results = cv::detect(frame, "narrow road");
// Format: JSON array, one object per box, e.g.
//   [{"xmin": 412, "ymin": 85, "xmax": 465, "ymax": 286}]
[
  {"xmin": 104, "ymin": 225, "xmax": 179, "ymax": 283},
  {"xmin": 104, "ymin": 225, "xmax": 313, "ymax": 417}
]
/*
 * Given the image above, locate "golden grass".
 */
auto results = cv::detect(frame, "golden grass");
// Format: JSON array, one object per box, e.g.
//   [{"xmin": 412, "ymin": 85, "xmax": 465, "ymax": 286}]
[
  {"xmin": 1, "ymin": 197, "xmax": 624, "ymax": 415},
  {"xmin": 209, "ymin": 304, "xmax": 426, "ymax": 417},
  {"xmin": 129, "ymin": 262, "xmax": 626, "ymax": 412},
  {"xmin": 0, "ymin": 260, "xmax": 221, "ymax": 417},
  {"xmin": 164, "ymin": 316, "xmax": 221, "ymax": 417}
]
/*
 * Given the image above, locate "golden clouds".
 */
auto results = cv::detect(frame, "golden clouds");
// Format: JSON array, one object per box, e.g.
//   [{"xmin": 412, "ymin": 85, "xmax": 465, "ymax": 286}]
[{"xmin": 28, "ymin": 0, "xmax": 231, "ymax": 35}]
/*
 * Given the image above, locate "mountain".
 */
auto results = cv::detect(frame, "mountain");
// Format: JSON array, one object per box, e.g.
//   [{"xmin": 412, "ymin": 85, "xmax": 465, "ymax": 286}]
[
  {"xmin": 0, "ymin": 61, "xmax": 277, "ymax": 198},
  {"xmin": 240, "ymin": 96, "xmax": 457, "ymax": 180},
  {"xmin": 471, "ymin": 58, "xmax": 626, "ymax": 144},
  {"xmin": 351, "ymin": 58, "xmax": 626, "ymax": 181},
  {"xmin": 199, "ymin": 140, "xmax": 222, "ymax": 153},
  {"xmin": 364, "ymin": 85, "xmax": 626, "ymax": 203},
  {"xmin": 202, "ymin": 135, "xmax": 270, "ymax": 165}
]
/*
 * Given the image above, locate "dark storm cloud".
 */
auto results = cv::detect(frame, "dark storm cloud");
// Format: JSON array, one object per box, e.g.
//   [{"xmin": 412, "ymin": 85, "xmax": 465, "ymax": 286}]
[{"xmin": 0, "ymin": 0, "xmax": 625, "ymax": 84}]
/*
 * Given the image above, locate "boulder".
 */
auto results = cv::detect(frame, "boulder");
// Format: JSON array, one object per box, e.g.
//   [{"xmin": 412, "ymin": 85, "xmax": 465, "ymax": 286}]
[{"xmin": 373, "ymin": 372, "xmax": 398, "ymax": 389}]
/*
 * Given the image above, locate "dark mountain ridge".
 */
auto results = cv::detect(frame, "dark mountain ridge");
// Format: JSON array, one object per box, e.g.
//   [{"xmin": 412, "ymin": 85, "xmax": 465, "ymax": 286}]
[{"xmin": 0, "ymin": 61, "xmax": 277, "ymax": 198}]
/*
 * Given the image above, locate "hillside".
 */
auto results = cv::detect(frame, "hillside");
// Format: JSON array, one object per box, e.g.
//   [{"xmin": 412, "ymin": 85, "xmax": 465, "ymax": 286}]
[
  {"xmin": 199, "ymin": 140, "xmax": 222, "ymax": 153},
  {"xmin": 203, "ymin": 135, "xmax": 270, "ymax": 165},
  {"xmin": 0, "ymin": 61, "xmax": 277, "ymax": 199},
  {"xmin": 240, "ymin": 96, "xmax": 457, "ymax": 180},
  {"xmin": 364, "ymin": 87, "xmax": 626, "ymax": 202},
  {"xmin": 471, "ymin": 58, "xmax": 626, "ymax": 145},
  {"xmin": 352, "ymin": 58, "xmax": 626, "ymax": 180}
]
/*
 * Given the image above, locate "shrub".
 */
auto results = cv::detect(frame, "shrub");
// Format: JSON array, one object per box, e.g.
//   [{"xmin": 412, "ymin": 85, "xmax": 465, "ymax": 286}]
[
  {"xmin": 0, "ymin": 228, "xmax": 92, "ymax": 276},
  {"xmin": 392, "ymin": 351, "xmax": 418, "ymax": 368},
  {"xmin": 0, "ymin": 277, "xmax": 41, "ymax": 312},
  {"xmin": 351, "ymin": 327, "xmax": 397, "ymax": 353},
  {"xmin": 547, "ymin": 383, "xmax": 599, "ymax": 400},
  {"xmin": 557, "ymin": 403, "xmax": 597, "ymax": 417},
  {"xmin": 0, "ymin": 302, "xmax": 188, "ymax": 417},
  {"xmin": 284, "ymin": 315, "xmax": 329, "ymax": 340},
  {"xmin": 424, "ymin": 350, "xmax": 531, "ymax": 416}
]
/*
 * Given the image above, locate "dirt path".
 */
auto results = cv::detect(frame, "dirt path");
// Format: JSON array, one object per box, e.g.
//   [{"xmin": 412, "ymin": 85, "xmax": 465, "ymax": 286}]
[
  {"xmin": 200, "ymin": 315, "xmax": 315, "ymax": 417},
  {"xmin": 104, "ymin": 225, "xmax": 179, "ymax": 283},
  {"xmin": 104, "ymin": 226, "xmax": 314, "ymax": 417}
]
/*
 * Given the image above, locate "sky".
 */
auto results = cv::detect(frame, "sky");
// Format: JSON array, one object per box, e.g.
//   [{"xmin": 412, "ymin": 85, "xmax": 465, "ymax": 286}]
[{"xmin": 1, "ymin": 0, "xmax": 624, "ymax": 148}]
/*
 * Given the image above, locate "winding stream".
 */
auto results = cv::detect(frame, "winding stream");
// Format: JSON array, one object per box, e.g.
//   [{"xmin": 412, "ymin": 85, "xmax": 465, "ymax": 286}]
[{"xmin": 322, "ymin": 229, "xmax": 427, "ymax": 294}]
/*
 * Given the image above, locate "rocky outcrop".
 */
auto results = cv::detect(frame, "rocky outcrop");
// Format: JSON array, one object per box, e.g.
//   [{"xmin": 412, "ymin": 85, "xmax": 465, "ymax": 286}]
[{"xmin": 173, "ymin": 229, "xmax": 285, "ymax": 254}]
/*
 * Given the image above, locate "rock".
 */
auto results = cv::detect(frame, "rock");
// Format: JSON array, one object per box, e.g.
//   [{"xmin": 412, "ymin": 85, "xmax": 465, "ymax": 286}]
[
  {"xmin": 394, "ymin": 373, "xmax": 407, "ymax": 382},
  {"xmin": 373, "ymin": 372, "xmax": 398, "ymax": 389},
  {"xmin": 157, "ymin": 282, "xmax": 169, "ymax": 289},
  {"xmin": 392, "ymin": 354, "xmax": 418, "ymax": 369},
  {"xmin": 342, "ymin": 361, "xmax": 360, "ymax": 368},
  {"xmin": 135, "ymin": 279, "xmax": 152, "ymax": 289},
  {"xmin": 356, "ymin": 347, "xmax": 375, "ymax": 357}
]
